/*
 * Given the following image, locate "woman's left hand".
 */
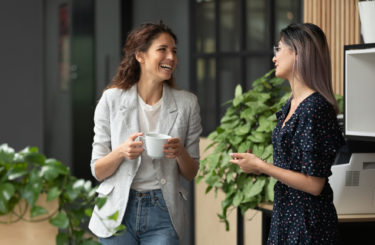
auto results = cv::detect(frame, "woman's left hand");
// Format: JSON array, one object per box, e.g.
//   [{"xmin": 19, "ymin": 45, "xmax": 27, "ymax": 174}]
[
  {"xmin": 163, "ymin": 138, "xmax": 183, "ymax": 159},
  {"xmin": 229, "ymin": 153, "xmax": 263, "ymax": 174}
]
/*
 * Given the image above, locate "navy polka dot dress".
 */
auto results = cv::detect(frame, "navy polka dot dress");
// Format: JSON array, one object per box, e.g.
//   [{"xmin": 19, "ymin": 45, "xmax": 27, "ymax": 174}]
[{"xmin": 268, "ymin": 92, "xmax": 345, "ymax": 245}]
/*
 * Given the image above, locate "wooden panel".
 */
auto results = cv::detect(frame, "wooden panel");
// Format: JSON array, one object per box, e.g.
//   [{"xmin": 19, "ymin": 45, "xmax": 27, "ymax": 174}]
[
  {"xmin": 196, "ymin": 138, "xmax": 263, "ymax": 245},
  {"xmin": 304, "ymin": 0, "xmax": 361, "ymax": 95},
  {"xmin": 195, "ymin": 138, "xmax": 237, "ymax": 245}
]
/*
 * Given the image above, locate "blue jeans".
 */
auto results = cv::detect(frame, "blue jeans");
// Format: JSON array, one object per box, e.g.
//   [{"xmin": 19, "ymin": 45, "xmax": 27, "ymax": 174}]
[{"xmin": 99, "ymin": 189, "xmax": 179, "ymax": 245}]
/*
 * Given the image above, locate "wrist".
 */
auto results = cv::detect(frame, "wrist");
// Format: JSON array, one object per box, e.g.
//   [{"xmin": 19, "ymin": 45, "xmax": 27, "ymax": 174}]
[{"xmin": 257, "ymin": 158, "xmax": 267, "ymax": 173}]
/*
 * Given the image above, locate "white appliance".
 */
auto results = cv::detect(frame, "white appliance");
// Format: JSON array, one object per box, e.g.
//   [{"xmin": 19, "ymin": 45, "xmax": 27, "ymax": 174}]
[{"xmin": 329, "ymin": 153, "xmax": 375, "ymax": 214}]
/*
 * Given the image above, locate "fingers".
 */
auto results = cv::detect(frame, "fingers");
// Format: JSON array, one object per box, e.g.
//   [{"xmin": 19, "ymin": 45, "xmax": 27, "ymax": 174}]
[
  {"xmin": 163, "ymin": 146, "xmax": 179, "ymax": 158},
  {"xmin": 163, "ymin": 138, "xmax": 181, "ymax": 158},
  {"xmin": 129, "ymin": 132, "xmax": 144, "ymax": 141},
  {"xmin": 229, "ymin": 159, "xmax": 240, "ymax": 165},
  {"xmin": 230, "ymin": 152, "xmax": 245, "ymax": 159}
]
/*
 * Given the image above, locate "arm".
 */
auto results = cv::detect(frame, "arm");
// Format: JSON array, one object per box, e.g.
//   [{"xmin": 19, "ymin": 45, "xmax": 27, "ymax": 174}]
[
  {"xmin": 163, "ymin": 138, "xmax": 199, "ymax": 181},
  {"xmin": 230, "ymin": 153, "xmax": 326, "ymax": 196},
  {"xmin": 163, "ymin": 94, "xmax": 202, "ymax": 181},
  {"xmin": 94, "ymin": 132, "xmax": 144, "ymax": 181}
]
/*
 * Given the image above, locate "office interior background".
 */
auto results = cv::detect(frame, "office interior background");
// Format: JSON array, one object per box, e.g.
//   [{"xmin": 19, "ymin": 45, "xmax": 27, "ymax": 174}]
[{"xmin": 0, "ymin": 0, "xmax": 370, "ymax": 244}]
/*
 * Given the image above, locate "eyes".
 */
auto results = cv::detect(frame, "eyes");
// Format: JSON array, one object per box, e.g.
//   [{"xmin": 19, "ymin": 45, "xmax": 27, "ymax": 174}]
[
  {"xmin": 157, "ymin": 47, "xmax": 177, "ymax": 54},
  {"xmin": 273, "ymin": 46, "xmax": 281, "ymax": 56}
]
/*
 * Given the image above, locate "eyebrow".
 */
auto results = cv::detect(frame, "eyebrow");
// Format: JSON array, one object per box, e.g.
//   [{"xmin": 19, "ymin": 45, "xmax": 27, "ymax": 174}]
[{"xmin": 157, "ymin": 44, "xmax": 177, "ymax": 50}]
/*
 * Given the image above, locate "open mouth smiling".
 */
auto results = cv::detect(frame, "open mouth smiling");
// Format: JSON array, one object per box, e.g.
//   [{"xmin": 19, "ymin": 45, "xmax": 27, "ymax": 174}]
[{"xmin": 160, "ymin": 64, "xmax": 172, "ymax": 70}]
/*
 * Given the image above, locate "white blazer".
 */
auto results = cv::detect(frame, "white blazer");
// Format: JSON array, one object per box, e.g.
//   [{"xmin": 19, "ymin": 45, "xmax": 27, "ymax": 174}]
[{"xmin": 88, "ymin": 84, "xmax": 202, "ymax": 239}]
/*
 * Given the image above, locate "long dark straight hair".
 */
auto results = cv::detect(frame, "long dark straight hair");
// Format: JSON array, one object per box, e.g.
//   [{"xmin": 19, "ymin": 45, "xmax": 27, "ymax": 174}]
[
  {"xmin": 107, "ymin": 21, "xmax": 177, "ymax": 90},
  {"xmin": 280, "ymin": 23, "xmax": 339, "ymax": 114}
]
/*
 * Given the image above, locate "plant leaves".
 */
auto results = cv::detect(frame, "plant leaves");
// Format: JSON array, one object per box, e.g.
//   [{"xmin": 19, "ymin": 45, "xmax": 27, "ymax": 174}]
[
  {"xmin": 22, "ymin": 181, "xmax": 42, "ymax": 206},
  {"xmin": 246, "ymin": 177, "xmax": 266, "ymax": 199},
  {"xmin": 234, "ymin": 84, "xmax": 242, "ymax": 97},
  {"xmin": 0, "ymin": 183, "xmax": 15, "ymax": 213},
  {"xmin": 0, "ymin": 183, "xmax": 15, "ymax": 201},
  {"xmin": 56, "ymin": 232, "xmax": 69, "ymax": 245},
  {"xmin": 84, "ymin": 208, "xmax": 93, "ymax": 217},
  {"xmin": 47, "ymin": 187, "xmax": 62, "ymax": 201},
  {"xmin": 232, "ymin": 191, "xmax": 243, "ymax": 207},
  {"xmin": 30, "ymin": 205, "xmax": 48, "ymax": 217},
  {"xmin": 50, "ymin": 211, "xmax": 69, "ymax": 229},
  {"xmin": 108, "ymin": 210, "xmax": 119, "ymax": 221},
  {"xmin": 0, "ymin": 144, "xmax": 15, "ymax": 163},
  {"xmin": 114, "ymin": 224, "xmax": 126, "ymax": 234},
  {"xmin": 95, "ymin": 197, "xmax": 107, "ymax": 209}
]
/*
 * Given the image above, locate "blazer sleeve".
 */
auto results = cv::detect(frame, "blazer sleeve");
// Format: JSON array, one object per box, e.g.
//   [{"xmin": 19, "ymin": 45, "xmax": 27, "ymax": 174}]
[
  {"xmin": 91, "ymin": 91, "xmax": 111, "ymax": 180},
  {"xmin": 185, "ymin": 94, "xmax": 203, "ymax": 161}
]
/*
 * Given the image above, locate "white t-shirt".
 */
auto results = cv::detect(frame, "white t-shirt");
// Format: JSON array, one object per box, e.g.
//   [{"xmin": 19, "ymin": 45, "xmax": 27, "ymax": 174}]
[{"xmin": 131, "ymin": 95, "xmax": 163, "ymax": 191}]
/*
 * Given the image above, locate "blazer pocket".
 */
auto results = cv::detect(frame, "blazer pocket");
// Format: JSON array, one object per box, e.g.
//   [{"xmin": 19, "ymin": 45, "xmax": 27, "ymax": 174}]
[{"xmin": 96, "ymin": 182, "xmax": 115, "ymax": 196}]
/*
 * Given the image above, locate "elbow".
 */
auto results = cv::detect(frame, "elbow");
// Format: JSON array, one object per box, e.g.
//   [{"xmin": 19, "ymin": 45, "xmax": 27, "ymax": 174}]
[
  {"xmin": 309, "ymin": 183, "xmax": 325, "ymax": 196},
  {"xmin": 310, "ymin": 188, "xmax": 323, "ymax": 196},
  {"xmin": 306, "ymin": 176, "xmax": 326, "ymax": 196}
]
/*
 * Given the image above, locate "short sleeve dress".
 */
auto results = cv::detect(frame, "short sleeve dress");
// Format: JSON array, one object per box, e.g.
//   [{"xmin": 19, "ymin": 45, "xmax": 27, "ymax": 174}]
[{"xmin": 267, "ymin": 92, "xmax": 345, "ymax": 245}]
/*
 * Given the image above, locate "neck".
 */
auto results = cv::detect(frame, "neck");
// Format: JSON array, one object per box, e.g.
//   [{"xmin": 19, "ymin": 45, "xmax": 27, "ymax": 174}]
[
  {"xmin": 137, "ymin": 78, "xmax": 163, "ymax": 105},
  {"xmin": 290, "ymin": 80, "xmax": 315, "ymax": 104}
]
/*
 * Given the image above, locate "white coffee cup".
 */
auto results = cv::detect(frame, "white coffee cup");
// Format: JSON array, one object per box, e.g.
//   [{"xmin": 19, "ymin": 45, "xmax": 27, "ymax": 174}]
[{"xmin": 139, "ymin": 133, "xmax": 172, "ymax": 159}]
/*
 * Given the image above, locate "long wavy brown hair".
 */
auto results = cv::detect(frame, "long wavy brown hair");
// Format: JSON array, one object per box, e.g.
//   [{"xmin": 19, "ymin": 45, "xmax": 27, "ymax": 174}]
[
  {"xmin": 281, "ymin": 23, "xmax": 339, "ymax": 114},
  {"xmin": 107, "ymin": 22, "xmax": 177, "ymax": 90}
]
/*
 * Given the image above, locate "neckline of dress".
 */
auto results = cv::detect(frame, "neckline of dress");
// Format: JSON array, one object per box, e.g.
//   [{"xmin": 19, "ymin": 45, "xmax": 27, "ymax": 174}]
[{"xmin": 281, "ymin": 91, "xmax": 318, "ymax": 129}]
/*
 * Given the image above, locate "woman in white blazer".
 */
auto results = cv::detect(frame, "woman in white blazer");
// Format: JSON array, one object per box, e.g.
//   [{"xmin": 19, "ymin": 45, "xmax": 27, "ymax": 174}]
[{"xmin": 88, "ymin": 22, "xmax": 202, "ymax": 245}]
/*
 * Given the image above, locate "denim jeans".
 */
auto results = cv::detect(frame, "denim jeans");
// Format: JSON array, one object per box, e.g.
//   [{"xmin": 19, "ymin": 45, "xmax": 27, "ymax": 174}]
[{"xmin": 99, "ymin": 189, "xmax": 179, "ymax": 245}]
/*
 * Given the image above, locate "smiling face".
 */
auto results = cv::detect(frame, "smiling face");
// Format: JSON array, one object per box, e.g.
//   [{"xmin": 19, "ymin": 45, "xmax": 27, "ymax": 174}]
[
  {"xmin": 272, "ymin": 40, "xmax": 296, "ymax": 80},
  {"xmin": 137, "ymin": 32, "xmax": 177, "ymax": 83}
]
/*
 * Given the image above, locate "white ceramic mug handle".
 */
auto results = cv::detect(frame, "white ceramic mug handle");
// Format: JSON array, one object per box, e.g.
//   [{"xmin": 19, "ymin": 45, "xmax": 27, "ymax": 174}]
[{"xmin": 138, "ymin": 136, "xmax": 146, "ymax": 151}]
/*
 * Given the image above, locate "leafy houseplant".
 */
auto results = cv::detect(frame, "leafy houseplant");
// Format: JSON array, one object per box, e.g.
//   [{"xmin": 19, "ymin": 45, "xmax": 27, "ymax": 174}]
[
  {"xmin": 0, "ymin": 144, "xmax": 124, "ymax": 245},
  {"xmin": 196, "ymin": 69, "xmax": 290, "ymax": 230}
]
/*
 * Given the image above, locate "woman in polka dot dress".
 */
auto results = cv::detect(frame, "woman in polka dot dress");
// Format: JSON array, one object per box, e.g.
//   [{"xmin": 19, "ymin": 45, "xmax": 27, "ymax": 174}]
[{"xmin": 230, "ymin": 23, "xmax": 345, "ymax": 244}]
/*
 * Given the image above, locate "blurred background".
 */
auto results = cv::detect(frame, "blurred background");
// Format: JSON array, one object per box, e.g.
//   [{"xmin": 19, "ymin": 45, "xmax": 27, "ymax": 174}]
[{"xmin": 0, "ymin": 1, "xmax": 364, "ymax": 244}]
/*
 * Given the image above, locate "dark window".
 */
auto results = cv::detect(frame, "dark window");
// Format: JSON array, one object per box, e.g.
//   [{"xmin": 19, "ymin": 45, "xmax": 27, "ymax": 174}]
[{"xmin": 191, "ymin": 0, "xmax": 301, "ymax": 135}]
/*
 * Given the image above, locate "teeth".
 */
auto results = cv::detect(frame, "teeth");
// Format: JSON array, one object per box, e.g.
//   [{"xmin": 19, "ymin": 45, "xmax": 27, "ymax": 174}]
[{"xmin": 160, "ymin": 65, "xmax": 172, "ymax": 70}]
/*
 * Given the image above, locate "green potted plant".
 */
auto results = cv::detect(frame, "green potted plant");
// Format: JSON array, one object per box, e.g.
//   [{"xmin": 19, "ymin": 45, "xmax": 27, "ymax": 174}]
[
  {"xmin": 197, "ymin": 69, "xmax": 344, "ymax": 230},
  {"xmin": 0, "ymin": 144, "xmax": 124, "ymax": 244},
  {"xmin": 196, "ymin": 69, "xmax": 290, "ymax": 230}
]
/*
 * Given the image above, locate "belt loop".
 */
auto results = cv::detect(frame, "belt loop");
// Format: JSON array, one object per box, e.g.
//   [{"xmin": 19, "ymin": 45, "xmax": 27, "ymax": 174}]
[{"xmin": 149, "ymin": 189, "xmax": 155, "ymax": 201}]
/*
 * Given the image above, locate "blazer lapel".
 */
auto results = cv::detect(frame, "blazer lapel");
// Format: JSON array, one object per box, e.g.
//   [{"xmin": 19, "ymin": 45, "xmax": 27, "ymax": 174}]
[
  {"xmin": 157, "ymin": 85, "xmax": 177, "ymax": 136},
  {"xmin": 119, "ymin": 85, "xmax": 140, "ymax": 134}
]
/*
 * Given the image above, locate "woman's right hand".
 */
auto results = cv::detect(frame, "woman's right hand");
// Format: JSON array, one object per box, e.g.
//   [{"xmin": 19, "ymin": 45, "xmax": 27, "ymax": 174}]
[{"xmin": 118, "ymin": 132, "xmax": 144, "ymax": 160}]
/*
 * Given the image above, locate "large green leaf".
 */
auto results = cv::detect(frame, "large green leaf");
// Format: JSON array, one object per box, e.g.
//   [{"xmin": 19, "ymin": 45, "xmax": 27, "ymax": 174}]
[
  {"xmin": 47, "ymin": 186, "xmax": 62, "ymax": 201},
  {"xmin": 22, "ymin": 181, "xmax": 42, "ymax": 206},
  {"xmin": 0, "ymin": 183, "xmax": 15, "ymax": 201},
  {"xmin": 50, "ymin": 211, "xmax": 69, "ymax": 229},
  {"xmin": 24, "ymin": 152, "xmax": 46, "ymax": 165},
  {"xmin": 232, "ymin": 191, "xmax": 244, "ymax": 207},
  {"xmin": 0, "ymin": 183, "xmax": 15, "ymax": 213},
  {"xmin": 0, "ymin": 144, "xmax": 15, "ymax": 163}
]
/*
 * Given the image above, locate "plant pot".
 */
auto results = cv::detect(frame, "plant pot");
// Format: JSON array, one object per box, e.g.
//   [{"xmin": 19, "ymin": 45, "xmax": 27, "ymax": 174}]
[
  {"xmin": 358, "ymin": 1, "xmax": 375, "ymax": 43},
  {"xmin": 0, "ymin": 195, "xmax": 58, "ymax": 245}
]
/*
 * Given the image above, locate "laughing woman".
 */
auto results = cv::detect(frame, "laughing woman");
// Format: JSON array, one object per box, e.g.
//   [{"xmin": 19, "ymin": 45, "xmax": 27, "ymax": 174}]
[
  {"xmin": 88, "ymin": 22, "xmax": 202, "ymax": 245},
  {"xmin": 230, "ymin": 23, "xmax": 345, "ymax": 244}
]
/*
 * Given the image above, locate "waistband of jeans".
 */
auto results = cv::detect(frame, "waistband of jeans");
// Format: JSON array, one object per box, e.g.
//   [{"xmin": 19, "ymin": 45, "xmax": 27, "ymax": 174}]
[{"xmin": 129, "ymin": 189, "xmax": 162, "ymax": 198}]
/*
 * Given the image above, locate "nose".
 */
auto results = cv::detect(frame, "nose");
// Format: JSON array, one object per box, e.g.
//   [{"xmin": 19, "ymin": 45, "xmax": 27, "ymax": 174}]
[
  {"xmin": 166, "ymin": 50, "xmax": 176, "ymax": 60},
  {"xmin": 272, "ymin": 55, "xmax": 276, "ymax": 64}
]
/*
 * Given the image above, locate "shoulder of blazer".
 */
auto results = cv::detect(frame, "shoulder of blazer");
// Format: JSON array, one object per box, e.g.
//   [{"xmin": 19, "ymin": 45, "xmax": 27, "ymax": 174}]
[
  {"xmin": 103, "ymin": 86, "xmax": 138, "ymax": 109},
  {"xmin": 166, "ymin": 86, "xmax": 198, "ymax": 106}
]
